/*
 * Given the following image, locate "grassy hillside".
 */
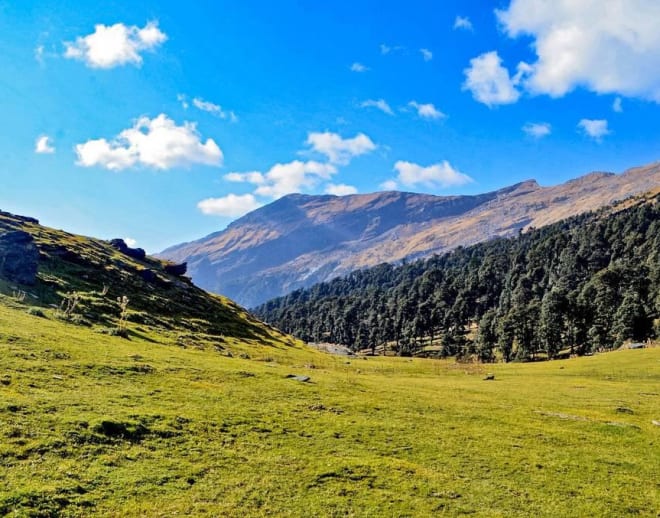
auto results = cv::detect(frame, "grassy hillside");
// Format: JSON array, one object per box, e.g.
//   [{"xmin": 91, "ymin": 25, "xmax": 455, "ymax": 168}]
[
  {"xmin": 1, "ymin": 296, "xmax": 659, "ymax": 516},
  {"xmin": 0, "ymin": 210, "xmax": 288, "ymax": 347},
  {"xmin": 1, "ymin": 210, "xmax": 659, "ymax": 516}
]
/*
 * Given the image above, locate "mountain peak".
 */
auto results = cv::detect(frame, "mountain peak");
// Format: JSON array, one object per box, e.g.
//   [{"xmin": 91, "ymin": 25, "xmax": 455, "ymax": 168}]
[
  {"xmin": 495, "ymin": 179, "xmax": 541, "ymax": 196},
  {"xmin": 565, "ymin": 171, "xmax": 616, "ymax": 185},
  {"xmin": 160, "ymin": 163, "xmax": 660, "ymax": 307}
]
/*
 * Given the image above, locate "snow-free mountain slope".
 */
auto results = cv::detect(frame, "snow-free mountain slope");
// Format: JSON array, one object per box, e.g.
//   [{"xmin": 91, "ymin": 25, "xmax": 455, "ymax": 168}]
[{"xmin": 161, "ymin": 162, "xmax": 660, "ymax": 307}]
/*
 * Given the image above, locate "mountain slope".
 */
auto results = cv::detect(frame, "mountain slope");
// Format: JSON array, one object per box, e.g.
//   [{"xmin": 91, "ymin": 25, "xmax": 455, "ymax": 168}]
[
  {"xmin": 161, "ymin": 162, "xmax": 660, "ymax": 307},
  {"xmin": 254, "ymin": 189, "xmax": 660, "ymax": 358},
  {"xmin": 0, "ymin": 210, "xmax": 289, "ymax": 348}
]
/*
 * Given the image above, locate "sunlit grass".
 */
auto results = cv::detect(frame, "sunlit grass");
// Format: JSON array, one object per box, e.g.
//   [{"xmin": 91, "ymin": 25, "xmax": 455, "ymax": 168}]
[{"xmin": 1, "ymin": 300, "xmax": 658, "ymax": 516}]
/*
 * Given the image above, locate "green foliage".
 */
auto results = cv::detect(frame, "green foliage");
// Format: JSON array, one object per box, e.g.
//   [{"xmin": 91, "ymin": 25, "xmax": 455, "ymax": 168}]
[
  {"xmin": 25, "ymin": 307, "xmax": 46, "ymax": 318},
  {"xmin": 255, "ymin": 193, "xmax": 660, "ymax": 359}
]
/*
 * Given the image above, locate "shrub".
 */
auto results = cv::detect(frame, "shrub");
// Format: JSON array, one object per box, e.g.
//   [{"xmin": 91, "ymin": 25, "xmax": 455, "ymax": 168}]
[
  {"xmin": 57, "ymin": 291, "xmax": 80, "ymax": 319},
  {"xmin": 116, "ymin": 295, "xmax": 129, "ymax": 334},
  {"xmin": 109, "ymin": 327, "xmax": 130, "ymax": 339},
  {"xmin": 26, "ymin": 307, "xmax": 46, "ymax": 318}
]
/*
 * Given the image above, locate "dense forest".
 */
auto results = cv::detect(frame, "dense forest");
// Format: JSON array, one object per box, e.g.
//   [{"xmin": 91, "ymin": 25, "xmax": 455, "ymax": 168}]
[{"xmin": 253, "ymin": 192, "xmax": 660, "ymax": 361}]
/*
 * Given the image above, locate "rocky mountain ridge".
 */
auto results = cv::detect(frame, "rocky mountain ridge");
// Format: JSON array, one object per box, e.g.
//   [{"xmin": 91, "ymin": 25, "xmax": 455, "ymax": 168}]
[{"xmin": 161, "ymin": 162, "xmax": 660, "ymax": 307}]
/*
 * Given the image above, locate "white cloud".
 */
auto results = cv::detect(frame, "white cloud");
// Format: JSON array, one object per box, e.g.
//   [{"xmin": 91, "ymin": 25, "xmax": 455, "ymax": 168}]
[
  {"xmin": 225, "ymin": 171, "xmax": 265, "ymax": 184},
  {"xmin": 420, "ymin": 48, "xmax": 433, "ymax": 61},
  {"xmin": 612, "ymin": 97, "xmax": 623, "ymax": 113},
  {"xmin": 75, "ymin": 114, "xmax": 223, "ymax": 170},
  {"xmin": 305, "ymin": 131, "xmax": 376, "ymax": 165},
  {"xmin": 192, "ymin": 97, "xmax": 238, "ymax": 122},
  {"xmin": 226, "ymin": 161, "xmax": 337, "ymax": 200},
  {"xmin": 34, "ymin": 45, "xmax": 45, "ymax": 64},
  {"xmin": 454, "ymin": 16, "xmax": 473, "ymax": 31},
  {"xmin": 463, "ymin": 51, "xmax": 521, "ymax": 106},
  {"xmin": 124, "ymin": 237, "xmax": 137, "ymax": 247},
  {"xmin": 325, "ymin": 183, "xmax": 358, "ymax": 196},
  {"xmin": 254, "ymin": 161, "xmax": 337, "ymax": 198},
  {"xmin": 199, "ymin": 130, "xmax": 376, "ymax": 215},
  {"xmin": 201, "ymin": 159, "xmax": 342, "ymax": 215},
  {"xmin": 36, "ymin": 42, "xmax": 64, "ymax": 65},
  {"xmin": 408, "ymin": 101, "xmax": 445, "ymax": 120},
  {"xmin": 350, "ymin": 62, "xmax": 368, "ymax": 72},
  {"xmin": 197, "ymin": 193, "xmax": 262, "ymax": 217},
  {"xmin": 393, "ymin": 160, "xmax": 473, "ymax": 188},
  {"xmin": 497, "ymin": 0, "xmax": 660, "ymax": 102},
  {"xmin": 578, "ymin": 119, "xmax": 610, "ymax": 141},
  {"xmin": 380, "ymin": 179, "xmax": 398, "ymax": 191},
  {"xmin": 177, "ymin": 93, "xmax": 189, "ymax": 109},
  {"xmin": 35, "ymin": 135, "xmax": 55, "ymax": 154},
  {"xmin": 64, "ymin": 21, "xmax": 166, "ymax": 68},
  {"xmin": 192, "ymin": 98, "xmax": 220, "ymax": 114},
  {"xmin": 522, "ymin": 122, "xmax": 551, "ymax": 138},
  {"xmin": 360, "ymin": 99, "xmax": 394, "ymax": 115},
  {"xmin": 380, "ymin": 44, "xmax": 405, "ymax": 55}
]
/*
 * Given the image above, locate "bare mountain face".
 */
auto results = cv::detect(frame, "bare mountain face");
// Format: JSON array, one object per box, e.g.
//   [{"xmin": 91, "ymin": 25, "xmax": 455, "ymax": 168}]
[{"xmin": 160, "ymin": 162, "xmax": 660, "ymax": 307}]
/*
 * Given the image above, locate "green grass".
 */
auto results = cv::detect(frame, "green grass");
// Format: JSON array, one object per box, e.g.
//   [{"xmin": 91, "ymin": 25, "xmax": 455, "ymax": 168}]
[
  {"xmin": 1, "ymin": 301, "xmax": 658, "ymax": 517},
  {"xmin": 1, "ymin": 210, "xmax": 658, "ymax": 516}
]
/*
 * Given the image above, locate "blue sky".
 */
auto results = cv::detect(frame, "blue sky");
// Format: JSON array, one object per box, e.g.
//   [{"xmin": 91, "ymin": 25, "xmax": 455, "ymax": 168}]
[{"xmin": 1, "ymin": 0, "xmax": 659, "ymax": 252}]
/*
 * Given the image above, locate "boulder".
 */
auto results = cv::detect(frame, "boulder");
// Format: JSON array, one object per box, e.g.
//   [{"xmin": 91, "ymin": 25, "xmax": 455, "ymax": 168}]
[
  {"xmin": 164, "ymin": 262, "xmax": 187, "ymax": 276},
  {"xmin": 124, "ymin": 247, "xmax": 146, "ymax": 261},
  {"xmin": 139, "ymin": 268, "xmax": 157, "ymax": 283},
  {"xmin": 285, "ymin": 374, "xmax": 311, "ymax": 382},
  {"xmin": 109, "ymin": 239, "xmax": 146, "ymax": 261},
  {"xmin": 0, "ymin": 231, "xmax": 39, "ymax": 285},
  {"xmin": 109, "ymin": 238, "xmax": 128, "ymax": 252}
]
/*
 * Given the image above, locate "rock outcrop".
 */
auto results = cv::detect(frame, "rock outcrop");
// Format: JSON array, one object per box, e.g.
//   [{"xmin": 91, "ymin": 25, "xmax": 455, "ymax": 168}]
[
  {"xmin": 0, "ymin": 230, "xmax": 39, "ymax": 284},
  {"xmin": 164, "ymin": 262, "xmax": 187, "ymax": 276},
  {"xmin": 110, "ymin": 238, "xmax": 146, "ymax": 261}
]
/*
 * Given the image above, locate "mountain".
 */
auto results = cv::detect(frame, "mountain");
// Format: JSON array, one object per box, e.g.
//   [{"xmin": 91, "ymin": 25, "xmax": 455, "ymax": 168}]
[
  {"xmin": 254, "ymin": 189, "xmax": 660, "ymax": 358},
  {"xmin": 0, "ymin": 209, "xmax": 288, "ymax": 347},
  {"xmin": 161, "ymin": 162, "xmax": 660, "ymax": 307}
]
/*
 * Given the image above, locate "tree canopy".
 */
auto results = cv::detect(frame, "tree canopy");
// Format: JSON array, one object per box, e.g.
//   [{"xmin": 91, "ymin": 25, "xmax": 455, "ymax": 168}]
[{"xmin": 254, "ymin": 193, "xmax": 660, "ymax": 361}]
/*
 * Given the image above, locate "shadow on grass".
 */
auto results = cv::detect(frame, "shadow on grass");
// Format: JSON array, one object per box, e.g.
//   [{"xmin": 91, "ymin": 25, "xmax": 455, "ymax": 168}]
[{"xmin": 127, "ymin": 329, "xmax": 160, "ymax": 344}]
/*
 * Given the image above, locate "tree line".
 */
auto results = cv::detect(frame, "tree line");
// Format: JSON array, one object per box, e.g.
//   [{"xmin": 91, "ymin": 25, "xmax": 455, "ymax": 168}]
[{"xmin": 253, "ymin": 193, "xmax": 660, "ymax": 361}]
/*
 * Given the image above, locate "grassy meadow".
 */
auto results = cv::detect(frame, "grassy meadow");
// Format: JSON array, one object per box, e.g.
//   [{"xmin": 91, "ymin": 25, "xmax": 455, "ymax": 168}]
[{"xmin": 1, "ymin": 298, "xmax": 658, "ymax": 517}]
